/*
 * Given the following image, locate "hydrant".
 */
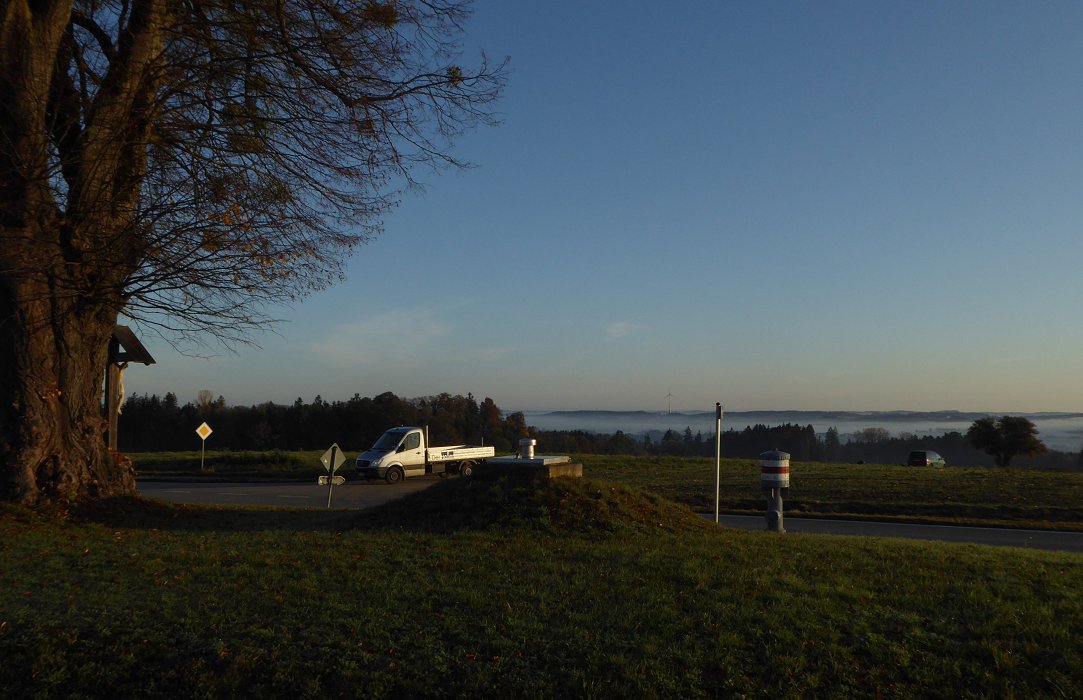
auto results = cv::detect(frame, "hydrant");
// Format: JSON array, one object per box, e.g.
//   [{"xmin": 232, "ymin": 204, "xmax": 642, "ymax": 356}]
[{"xmin": 759, "ymin": 449, "xmax": 790, "ymax": 533}]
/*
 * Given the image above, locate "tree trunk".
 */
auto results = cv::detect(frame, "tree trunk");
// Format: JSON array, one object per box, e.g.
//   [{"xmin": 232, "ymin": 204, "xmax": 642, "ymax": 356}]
[
  {"xmin": 0, "ymin": 272, "xmax": 135, "ymax": 505},
  {"xmin": 1, "ymin": 2, "xmax": 163, "ymax": 504}
]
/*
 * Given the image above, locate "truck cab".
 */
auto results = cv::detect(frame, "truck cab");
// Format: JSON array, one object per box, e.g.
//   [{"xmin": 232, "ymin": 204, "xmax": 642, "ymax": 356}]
[{"xmin": 356, "ymin": 427, "xmax": 427, "ymax": 482}]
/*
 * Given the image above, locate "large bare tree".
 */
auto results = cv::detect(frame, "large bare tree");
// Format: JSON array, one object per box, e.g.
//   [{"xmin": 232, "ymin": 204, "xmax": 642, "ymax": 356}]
[{"xmin": 0, "ymin": 0, "xmax": 505, "ymax": 504}]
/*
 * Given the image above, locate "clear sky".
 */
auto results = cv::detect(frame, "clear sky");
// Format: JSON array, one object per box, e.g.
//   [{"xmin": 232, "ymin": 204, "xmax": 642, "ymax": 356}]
[{"xmin": 130, "ymin": 0, "xmax": 1083, "ymax": 413}]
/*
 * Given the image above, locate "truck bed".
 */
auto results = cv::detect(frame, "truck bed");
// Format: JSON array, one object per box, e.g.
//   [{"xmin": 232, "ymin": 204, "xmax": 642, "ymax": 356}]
[{"xmin": 427, "ymin": 445, "xmax": 496, "ymax": 463}]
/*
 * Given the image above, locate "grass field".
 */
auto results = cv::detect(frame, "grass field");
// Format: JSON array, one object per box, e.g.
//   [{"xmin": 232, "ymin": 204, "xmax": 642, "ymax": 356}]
[
  {"xmin": 2, "ymin": 475, "xmax": 1082, "ymax": 698},
  {"xmin": 582, "ymin": 455, "xmax": 1083, "ymax": 530},
  {"xmin": 132, "ymin": 451, "xmax": 1083, "ymax": 530},
  {"xmin": 131, "ymin": 450, "xmax": 325, "ymax": 479}
]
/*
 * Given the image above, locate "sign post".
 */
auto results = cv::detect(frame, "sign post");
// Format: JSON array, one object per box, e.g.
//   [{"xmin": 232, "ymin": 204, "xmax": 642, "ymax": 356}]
[
  {"xmin": 320, "ymin": 443, "xmax": 347, "ymax": 508},
  {"xmin": 196, "ymin": 422, "xmax": 213, "ymax": 472},
  {"xmin": 714, "ymin": 403, "xmax": 723, "ymax": 523}
]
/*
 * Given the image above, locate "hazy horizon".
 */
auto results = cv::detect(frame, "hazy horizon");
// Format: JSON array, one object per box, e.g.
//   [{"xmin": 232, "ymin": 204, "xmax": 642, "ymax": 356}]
[{"xmin": 518, "ymin": 408, "xmax": 1083, "ymax": 452}]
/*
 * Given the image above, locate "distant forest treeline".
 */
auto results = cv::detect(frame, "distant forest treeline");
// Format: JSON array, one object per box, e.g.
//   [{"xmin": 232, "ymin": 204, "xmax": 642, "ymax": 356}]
[
  {"xmin": 118, "ymin": 392, "xmax": 529, "ymax": 454},
  {"xmin": 635, "ymin": 424, "xmax": 1083, "ymax": 470},
  {"xmin": 117, "ymin": 392, "xmax": 1083, "ymax": 470}
]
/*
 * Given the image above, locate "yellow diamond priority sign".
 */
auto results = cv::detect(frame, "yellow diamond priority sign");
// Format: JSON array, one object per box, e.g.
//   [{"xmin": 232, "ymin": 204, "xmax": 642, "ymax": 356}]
[{"xmin": 195, "ymin": 422, "xmax": 213, "ymax": 473}]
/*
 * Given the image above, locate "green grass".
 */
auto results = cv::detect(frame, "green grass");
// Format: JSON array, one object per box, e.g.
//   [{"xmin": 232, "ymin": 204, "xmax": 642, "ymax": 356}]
[
  {"xmin": 131, "ymin": 450, "xmax": 325, "ymax": 479},
  {"xmin": 2, "ymin": 477, "xmax": 1082, "ymax": 698},
  {"xmin": 580, "ymin": 455, "xmax": 1083, "ymax": 530}
]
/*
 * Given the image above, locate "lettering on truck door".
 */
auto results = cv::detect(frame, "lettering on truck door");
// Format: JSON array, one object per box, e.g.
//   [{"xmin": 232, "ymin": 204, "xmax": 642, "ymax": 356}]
[{"xmin": 401, "ymin": 430, "xmax": 426, "ymax": 477}]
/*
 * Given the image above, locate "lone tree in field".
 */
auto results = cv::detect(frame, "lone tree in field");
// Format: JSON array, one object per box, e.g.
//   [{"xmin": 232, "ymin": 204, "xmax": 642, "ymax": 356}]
[
  {"xmin": 965, "ymin": 416, "xmax": 1047, "ymax": 467},
  {"xmin": 0, "ymin": 1, "xmax": 505, "ymax": 504}
]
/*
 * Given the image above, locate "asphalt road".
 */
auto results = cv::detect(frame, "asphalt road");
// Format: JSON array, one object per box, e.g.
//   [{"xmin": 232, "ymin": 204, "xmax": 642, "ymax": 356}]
[
  {"xmin": 137, "ymin": 479, "xmax": 1083, "ymax": 553},
  {"xmin": 714, "ymin": 514, "xmax": 1083, "ymax": 553}
]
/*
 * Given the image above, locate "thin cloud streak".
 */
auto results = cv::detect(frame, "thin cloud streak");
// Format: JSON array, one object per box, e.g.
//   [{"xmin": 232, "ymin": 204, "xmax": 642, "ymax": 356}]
[
  {"xmin": 606, "ymin": 321, "xmax": 642, "ymax": 340},
  {"xmin": 307, "ymin": 308, "xmax": 452, "ymax": 368}
]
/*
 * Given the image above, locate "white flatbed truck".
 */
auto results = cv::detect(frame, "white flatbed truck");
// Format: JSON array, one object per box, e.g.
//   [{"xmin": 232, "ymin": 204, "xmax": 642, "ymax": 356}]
[{"xmin": 355, "ymin": 426, "xmax": 495, "ymax": 483}]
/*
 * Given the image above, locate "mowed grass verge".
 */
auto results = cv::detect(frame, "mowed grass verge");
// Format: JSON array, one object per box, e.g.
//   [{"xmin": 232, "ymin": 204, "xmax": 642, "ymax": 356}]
[
  {"xmin": 3, "ymin": 476, "xmax": 1082, "ymax": 698},
  {"xmin": 582, "ymin": 455, "xmax": 1083, "ymax": 530},
  {"xmin": 132, "ymin": 450, "xmax": 325, "ymax": 480}
]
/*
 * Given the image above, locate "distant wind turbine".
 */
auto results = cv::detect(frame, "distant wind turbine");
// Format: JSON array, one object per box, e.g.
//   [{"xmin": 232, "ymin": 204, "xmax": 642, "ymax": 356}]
[{"xmin": 665, "ymin": 389, "xmax": 675, "ymax": 414}]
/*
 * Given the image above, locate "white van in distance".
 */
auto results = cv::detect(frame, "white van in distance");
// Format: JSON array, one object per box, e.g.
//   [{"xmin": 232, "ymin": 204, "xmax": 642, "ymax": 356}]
[{"xmin": 355, "ymin": 426, "xmax": 495, "ymax": 483}]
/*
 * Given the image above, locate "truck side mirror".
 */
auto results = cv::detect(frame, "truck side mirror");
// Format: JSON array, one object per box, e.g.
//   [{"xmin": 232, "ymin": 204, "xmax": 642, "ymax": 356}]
[{"xmin": 396, "ymin": 444, "xmax": 406, "ymax": 453}]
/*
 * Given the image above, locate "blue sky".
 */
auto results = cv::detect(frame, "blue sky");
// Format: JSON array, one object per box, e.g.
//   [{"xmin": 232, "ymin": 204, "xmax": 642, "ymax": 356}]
[{"xmin": 132, "ymin": 1, "xmax": 1083, "ymax": 413}]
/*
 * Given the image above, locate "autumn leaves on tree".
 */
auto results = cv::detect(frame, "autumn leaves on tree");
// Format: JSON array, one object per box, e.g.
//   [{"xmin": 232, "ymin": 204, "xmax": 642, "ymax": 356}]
[{"xmin": 0, "ymin": 1, "xmax": 505, "ymax": 503}]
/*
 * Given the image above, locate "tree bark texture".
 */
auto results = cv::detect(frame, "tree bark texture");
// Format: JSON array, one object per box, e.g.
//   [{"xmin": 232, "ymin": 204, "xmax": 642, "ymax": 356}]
[
  {"xmin": 1, "ymin": 0, "xmax": 165, "ymax": 503},
  {"xmin": 0, "ymin": 284, "xmax": 134, "ymax": 504}
]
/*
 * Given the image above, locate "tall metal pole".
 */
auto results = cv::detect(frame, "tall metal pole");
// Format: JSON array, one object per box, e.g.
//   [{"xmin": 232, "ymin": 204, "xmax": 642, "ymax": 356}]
[{"xmin": 714, "ymin": 402, "xmax": 723, "ymax": 523}]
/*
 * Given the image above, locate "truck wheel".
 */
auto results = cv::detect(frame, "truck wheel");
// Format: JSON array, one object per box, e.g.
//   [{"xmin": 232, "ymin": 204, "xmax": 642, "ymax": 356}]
[
  {"xmin": 385, "ymin": 466, "xmax": 404, "ymax": 484},
  {"xmin": 459, "ymin": 461, "xmax": 475, "ymax": 477}
]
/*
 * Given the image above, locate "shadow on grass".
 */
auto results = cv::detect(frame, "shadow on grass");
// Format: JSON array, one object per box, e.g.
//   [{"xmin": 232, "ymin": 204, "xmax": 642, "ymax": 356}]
[
  {"xmin": 352, "ymin": 476, "xmax": 722, "ymax": 535},
  {"xmin": 69, "ymin": 496, "xmax": 361, "ymax": 533},
  {"xmin": 63, "ymin": 477, "xmax": 722, "ymax": 537}
]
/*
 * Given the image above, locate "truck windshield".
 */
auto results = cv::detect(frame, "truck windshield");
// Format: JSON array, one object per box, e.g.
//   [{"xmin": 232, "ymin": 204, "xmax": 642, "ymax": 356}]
[{"xmin": 371, "ymin": 430, "xmax": 406, "ymax": 451}]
